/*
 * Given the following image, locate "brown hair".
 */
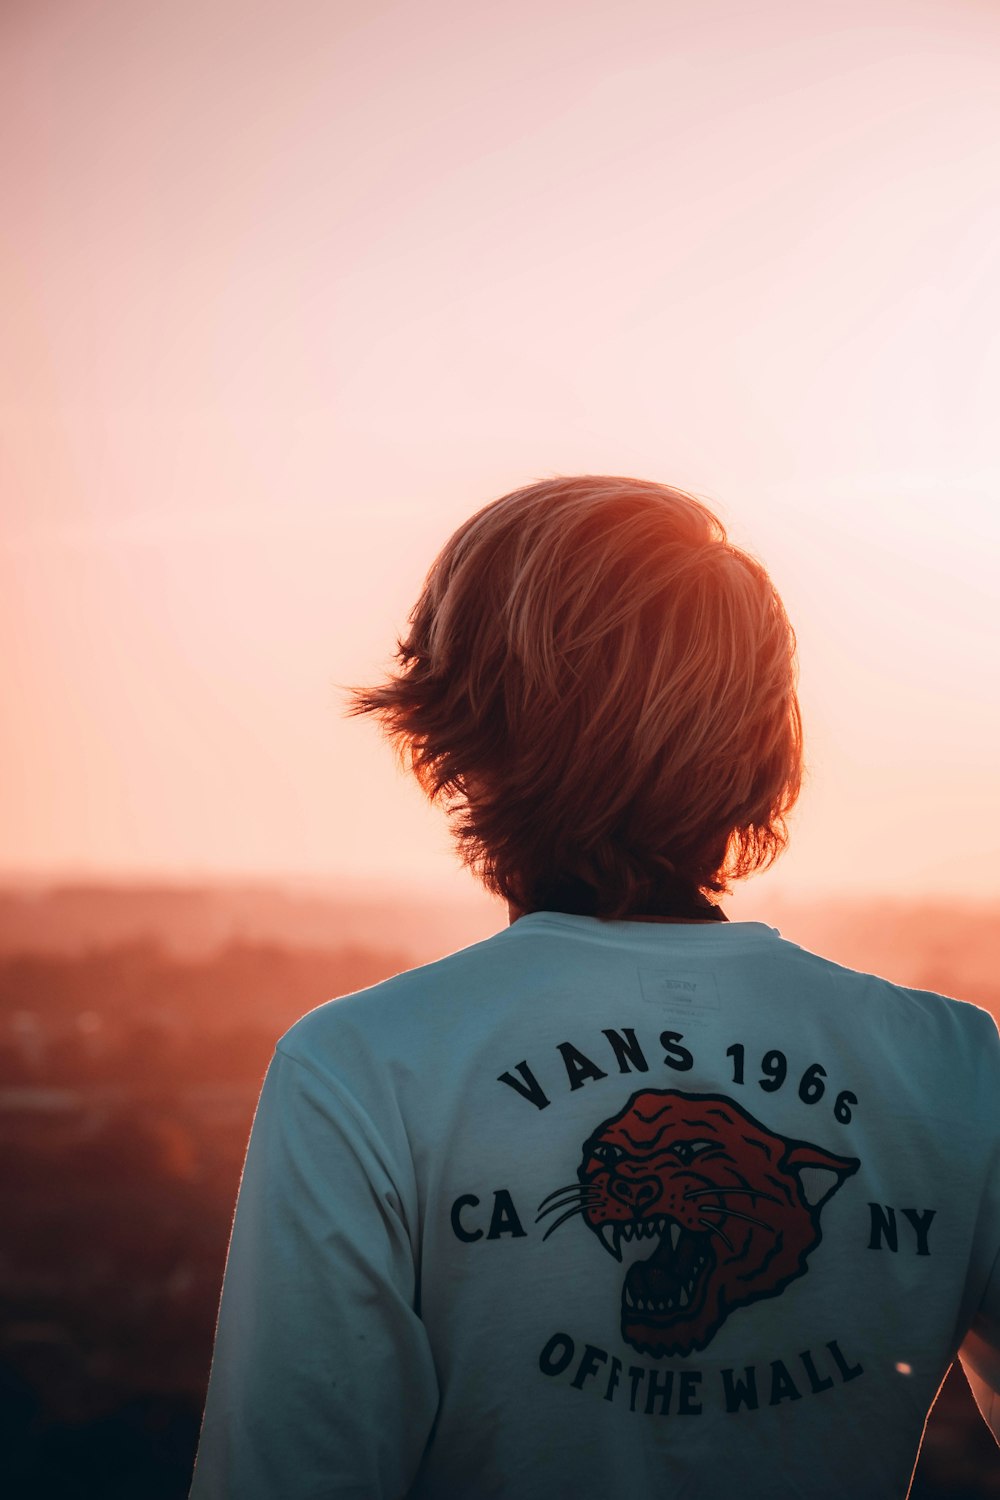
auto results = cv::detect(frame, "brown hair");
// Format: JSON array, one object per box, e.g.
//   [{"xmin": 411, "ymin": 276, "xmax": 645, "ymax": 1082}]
[{"xmin": 345, "ymin": 475, "xmax": 803, "ymax": 919}]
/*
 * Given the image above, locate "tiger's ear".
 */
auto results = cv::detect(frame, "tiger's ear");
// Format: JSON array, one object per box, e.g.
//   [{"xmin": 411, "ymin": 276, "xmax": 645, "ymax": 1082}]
[{"xmin": 784, "ymin": 1144, "xmax": 860, "ymax": 1211}]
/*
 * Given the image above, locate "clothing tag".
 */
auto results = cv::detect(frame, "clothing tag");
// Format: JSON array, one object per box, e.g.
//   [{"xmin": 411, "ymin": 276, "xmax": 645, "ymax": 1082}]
[{"xmin": 636, "ymin": 967, "xmax": 721, "ymax": 1019}]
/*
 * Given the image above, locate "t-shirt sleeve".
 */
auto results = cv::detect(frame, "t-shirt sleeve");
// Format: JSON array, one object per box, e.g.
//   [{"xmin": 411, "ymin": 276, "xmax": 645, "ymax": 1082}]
[
  {"xmin": 189, "ymin": 1044, "xmax": 440, "ymax": 1499},
  {"xmin": 960, "ymin": 1247, "xmax": 1000, "ymax": 1444}
]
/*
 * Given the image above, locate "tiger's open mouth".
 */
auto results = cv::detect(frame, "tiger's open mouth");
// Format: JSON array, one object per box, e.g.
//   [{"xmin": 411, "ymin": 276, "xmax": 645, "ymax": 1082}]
[{"xmin": 597, "ymin": 1216, "xmax": 714, "ymax": 1322}]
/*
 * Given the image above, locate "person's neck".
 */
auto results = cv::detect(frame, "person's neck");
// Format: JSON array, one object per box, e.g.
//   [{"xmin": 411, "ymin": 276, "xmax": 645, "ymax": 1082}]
[{"xmin": 507, "ymin": 902, "xmax": 725, "ymax": 926}]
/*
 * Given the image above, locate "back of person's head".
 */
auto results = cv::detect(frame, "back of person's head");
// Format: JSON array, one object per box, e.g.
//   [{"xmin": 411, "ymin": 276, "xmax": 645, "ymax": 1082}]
[{"xmin": 347, "ymin": 474, "xmax": 803, "ymax": 919}]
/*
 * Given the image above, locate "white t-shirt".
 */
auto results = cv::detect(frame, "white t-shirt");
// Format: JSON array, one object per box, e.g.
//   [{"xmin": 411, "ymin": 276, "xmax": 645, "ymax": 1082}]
[{"xmin": 189, "ymin": 913, "xmax": 1000, "ymax": 1498}]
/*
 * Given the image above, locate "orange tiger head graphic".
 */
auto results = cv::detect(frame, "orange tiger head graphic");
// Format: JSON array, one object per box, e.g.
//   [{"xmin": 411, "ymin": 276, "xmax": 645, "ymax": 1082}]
[{"xmin": 539, "ymin": 1089, "xmax": 859, "ymax": 1357}]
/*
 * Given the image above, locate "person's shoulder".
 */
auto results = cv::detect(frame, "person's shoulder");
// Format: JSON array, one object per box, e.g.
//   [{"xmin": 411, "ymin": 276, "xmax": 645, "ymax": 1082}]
[
  {"xmin": 886, "ymin": 980, "xmax": 1000, "ymax": 1065},
  {"xmin": 774, "ymin": 934, "xmax": 999, "ymax": 1039},
  {"xmin": 275, "ymin": 923, "xmax": 515, "ymax": 1059}
]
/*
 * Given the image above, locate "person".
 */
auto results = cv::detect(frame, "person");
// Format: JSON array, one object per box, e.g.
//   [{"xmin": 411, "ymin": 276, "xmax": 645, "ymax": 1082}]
[{"xmin": 189, "ymin": 475, "xmax": 1000, "ymax": 1498}]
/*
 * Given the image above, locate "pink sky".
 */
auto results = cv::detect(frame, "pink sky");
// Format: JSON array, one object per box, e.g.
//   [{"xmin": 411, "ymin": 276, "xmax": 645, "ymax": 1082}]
[{"xmin": 2, "ymin": 0, "xmax": 998, "ymax": 905}]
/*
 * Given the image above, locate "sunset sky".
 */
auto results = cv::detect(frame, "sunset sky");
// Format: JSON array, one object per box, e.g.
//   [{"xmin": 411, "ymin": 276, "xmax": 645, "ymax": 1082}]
[{"xmin": 2, "ymin": 0, "xmax": 998, "ymax": 908}]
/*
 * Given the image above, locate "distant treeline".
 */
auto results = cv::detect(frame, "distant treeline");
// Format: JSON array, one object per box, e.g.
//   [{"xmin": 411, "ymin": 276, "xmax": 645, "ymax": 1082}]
[
  {"xmin": 0, "ymin": 938, "xmax": 414, "ymax": 1496},
  {"xmin": 0, "ymin": 939, "xmax": 409, "ymax": 1086}
]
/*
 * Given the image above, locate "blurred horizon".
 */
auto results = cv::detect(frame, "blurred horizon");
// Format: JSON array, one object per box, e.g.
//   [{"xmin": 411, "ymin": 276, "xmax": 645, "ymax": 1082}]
[
  {"xmin": 3, "ymin": 862, "xmax": 998, "ymax": 919},
  {"xmin": 0, "ymin": 870, "xmax": 996, "ymax": 1024}
]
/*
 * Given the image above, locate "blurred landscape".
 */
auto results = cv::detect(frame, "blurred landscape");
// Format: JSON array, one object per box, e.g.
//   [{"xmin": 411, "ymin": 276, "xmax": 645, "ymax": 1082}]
[{"xmin": 1, "ymin": 877, "xmax": 997, "ymax": 1497}]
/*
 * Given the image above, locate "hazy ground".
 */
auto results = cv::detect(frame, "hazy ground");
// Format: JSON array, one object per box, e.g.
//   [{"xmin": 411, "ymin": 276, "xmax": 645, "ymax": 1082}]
[{"xmin": 0, "ymin": 877, "xmax": 997, "ymax": 1497}]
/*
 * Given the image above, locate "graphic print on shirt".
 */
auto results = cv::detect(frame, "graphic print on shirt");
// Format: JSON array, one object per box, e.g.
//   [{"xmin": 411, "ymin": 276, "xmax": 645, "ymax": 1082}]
[{"xmin": 537, "ymin": 1089, "xmax": 859, "ymax": 1358}]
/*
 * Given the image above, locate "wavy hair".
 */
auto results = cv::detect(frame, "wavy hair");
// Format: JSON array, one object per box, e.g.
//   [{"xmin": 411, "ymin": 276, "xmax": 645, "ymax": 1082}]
[{"xmin": 345, "ymin": 475, "xmax": 803, "ymax": 919}]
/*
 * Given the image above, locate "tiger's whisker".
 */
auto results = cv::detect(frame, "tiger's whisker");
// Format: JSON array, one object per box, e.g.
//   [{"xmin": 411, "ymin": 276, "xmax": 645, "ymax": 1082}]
[
  {"xmin": 698, "ymin": 1217, "xmax": 734, "ymax": 1252},
  {"xmin": 696, "ymin": 1205, "xmax": 774, "ymax": 1232},
  {"xmin": 536, "ymin": 1189, "xmax": 596, "ymax": 1207},
  {"xmin": 541, "ymin": 1205, "xmax": 591, "ymax": 1241},
  {"xmin": 535, "ymin": 1194, "xmax": 601, "ymax": 1221},
  {"xmin": 684, "ymin": 1186, "xmax": 780, "ymax": 1204},
  {"xmin": 537, "ymin": 1182, "xmax": 592, "ymax": 1210}
]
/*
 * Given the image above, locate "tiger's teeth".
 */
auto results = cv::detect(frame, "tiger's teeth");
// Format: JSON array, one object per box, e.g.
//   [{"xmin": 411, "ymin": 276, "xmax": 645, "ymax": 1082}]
[
  {"xmin": 678, "ymin": 1285, "xmax": 690, "ymax": 1307},
  {"xmin": 598, "ymin": 1224, "xmax": 621, "ymax": 1261},
  {"xmin": 670, "ymin": 1222, "xmax": 681, "ymax": 1250}
]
